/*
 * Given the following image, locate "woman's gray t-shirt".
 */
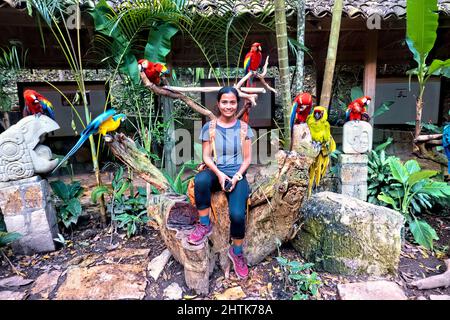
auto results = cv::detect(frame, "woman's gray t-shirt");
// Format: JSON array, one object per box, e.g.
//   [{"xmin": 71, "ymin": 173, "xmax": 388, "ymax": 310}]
[{"xmin": 199, "ymin": 120, "xmax": 254, "ymax": 177}]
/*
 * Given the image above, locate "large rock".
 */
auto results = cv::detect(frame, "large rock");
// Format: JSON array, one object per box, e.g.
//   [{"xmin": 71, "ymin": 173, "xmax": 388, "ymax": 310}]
[{"xmin": 292, "ymin": 192, "xmax": 404, "ymax": 276}]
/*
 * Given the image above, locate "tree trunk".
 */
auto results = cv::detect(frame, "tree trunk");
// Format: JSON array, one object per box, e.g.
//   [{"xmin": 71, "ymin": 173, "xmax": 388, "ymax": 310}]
[
  {"xmin": 294, "ymin": 0, "xmax": 306, "ymax": 94},
  {"xmin": 274, "ymin": 0, "xmax": 292, "ymax": 148},
  {"xmin": 319, "ymin": 0, "xmax": 343, "ymax": 109}
]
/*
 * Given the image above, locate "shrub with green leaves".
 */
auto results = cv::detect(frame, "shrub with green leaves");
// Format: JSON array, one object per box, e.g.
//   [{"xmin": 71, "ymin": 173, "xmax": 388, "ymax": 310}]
[
  {"xmin": 92, "ymin": 166, "xmax": 148, "ymax": 238},
  {"xmin": 377, "ymin": 158, "xmax": 450, "ymax": 250},
  {"xmin": 276, "ymin": 257, "xmax": 321, "ymax": 300},
  {"xmin": 50, "ymin": 180, "xmax": 84, "ymax": 229},
  {"xmin": 367, "ymin": 138, "xmax": 398, "ymax": 205}
]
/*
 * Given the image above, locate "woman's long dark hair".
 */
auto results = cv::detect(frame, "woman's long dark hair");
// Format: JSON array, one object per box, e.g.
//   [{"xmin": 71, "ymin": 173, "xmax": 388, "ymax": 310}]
[{"xmin": 217, "ymin": 86, "xmax": 240, "ymax": 103}]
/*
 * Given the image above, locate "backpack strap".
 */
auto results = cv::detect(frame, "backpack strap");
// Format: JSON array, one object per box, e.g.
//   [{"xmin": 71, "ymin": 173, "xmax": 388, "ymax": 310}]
[
  {"xmin": 239, "ymin": 120, "xmax": 248, "ymax": 156},
  {"xmin": 209, "ymin": 119, "xmax": 218, "ymax": 163}
]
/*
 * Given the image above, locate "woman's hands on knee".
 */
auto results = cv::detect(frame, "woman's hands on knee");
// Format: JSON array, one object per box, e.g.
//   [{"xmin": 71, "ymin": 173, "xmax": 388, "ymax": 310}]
[{"xmin": 217, "ymin": 171, "xmax": 232, "ymax": 192}]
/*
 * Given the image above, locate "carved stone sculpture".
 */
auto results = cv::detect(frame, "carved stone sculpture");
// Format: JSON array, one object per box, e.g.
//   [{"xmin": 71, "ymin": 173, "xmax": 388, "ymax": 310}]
[
  {"xmin": 342, "ymin": 121, "xmax": 373, "ymax": 154},
  {"xmin": 0, "ymin": 115, "xmax": 59, "ymax": 182}
]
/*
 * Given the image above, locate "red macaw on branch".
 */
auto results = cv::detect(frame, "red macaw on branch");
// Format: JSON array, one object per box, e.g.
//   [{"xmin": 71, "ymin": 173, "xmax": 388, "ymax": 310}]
[
  {"xmin": 346, "ymin": 96, "xmax": 371, "ymax": 122},
  {"xmin": 241, "ymin": 42, "xmax": 262, "ymax": 123},
  {"xmin": 23, "ymin": 89, "xmax": 55, "ymax": 120},
  {"xmin": 138, "ymin": 59, "xmax": 170, "ymax": 85},
  {"xmin": 290, "ymin": 92, "xmax": 313, "ymax": 129}
]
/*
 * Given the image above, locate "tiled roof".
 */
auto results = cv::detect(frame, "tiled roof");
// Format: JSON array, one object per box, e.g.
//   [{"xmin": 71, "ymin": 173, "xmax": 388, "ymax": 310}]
[{"xmin": 183, "ymin": 0, "xmax": 450, "ymax": 19}]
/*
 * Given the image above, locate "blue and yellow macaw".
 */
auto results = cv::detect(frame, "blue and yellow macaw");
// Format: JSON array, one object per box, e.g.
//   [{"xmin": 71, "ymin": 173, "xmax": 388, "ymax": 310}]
[
  {"xmin": 443, "ymin": 123, "xmax": 450, "ymax": 174},
  {"xmin": 52, "ymin": 109, "xmax": 126, "ymax": 173},
  {"xmin": 306, "ymin": 106, "xmax": 336, "ymax": 197}
]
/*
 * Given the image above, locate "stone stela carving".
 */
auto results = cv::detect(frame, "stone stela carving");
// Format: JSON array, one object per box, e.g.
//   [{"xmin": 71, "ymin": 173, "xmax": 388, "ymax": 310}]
[
  {"xmin": 0, "ymin": 115, "xmax": 60, "ymax": 254},
  {"xmin": 0, "ymin": 115, "xmax": 60, "ymax": 182},
  {"xmin": 342, "ymin": 121, "xmax": 373, "ymax": 154},
  {"xmin": 339, "ymin": 121, "xmax": 372, "ymax": 201}
]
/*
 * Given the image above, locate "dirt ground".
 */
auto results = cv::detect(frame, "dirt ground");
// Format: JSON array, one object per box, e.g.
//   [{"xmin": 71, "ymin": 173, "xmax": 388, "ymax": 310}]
[{"xmin": 0, "ymin": 172, "xmax": 449, "ymax": 300}]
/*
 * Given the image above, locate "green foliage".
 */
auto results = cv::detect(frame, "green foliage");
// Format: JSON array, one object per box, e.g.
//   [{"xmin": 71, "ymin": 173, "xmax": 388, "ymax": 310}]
[
  {"xmin": 179, "ymin": 0, "xmax": 274, "ymax": 84},
  {"xmin": 0, "ymin": 231, "xmax": 21, "ymax": 248},
  {"xmin": 92, "ymin": 166, "xmax": 149, "ymax": 237},
  {"xmin": 162, "ymin": 163, "xmax": 195, "ymax": 195},
  {"xmin": 406, "ymin": 0, "xmax": 449, "ymax": 134},
  {"xmin": 50, "ymin": 180, "xmax": 84, "ymax": 229},
  {"xmin": 276, "ymin": 257, "xmax": 321, "ymax": 300},
  {"xmin": 89, "ymin": 0, "xmax": 185, "ymax": 84},
  {"xmin": 377, "ymin": 158, "xmax": 450, "ymax": 249}
]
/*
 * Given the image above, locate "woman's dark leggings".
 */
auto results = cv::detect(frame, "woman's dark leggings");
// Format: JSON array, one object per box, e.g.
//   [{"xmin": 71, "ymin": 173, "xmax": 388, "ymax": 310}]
[{"xmin": 194, "ymin": 169, "xmax": 249, "ymax": 239}]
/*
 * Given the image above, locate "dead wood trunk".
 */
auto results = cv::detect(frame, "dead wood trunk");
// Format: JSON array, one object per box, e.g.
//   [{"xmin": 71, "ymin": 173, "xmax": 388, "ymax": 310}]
[{"xmin": 411, "ymin": 259, "xmax": 450, "ymax": 290}]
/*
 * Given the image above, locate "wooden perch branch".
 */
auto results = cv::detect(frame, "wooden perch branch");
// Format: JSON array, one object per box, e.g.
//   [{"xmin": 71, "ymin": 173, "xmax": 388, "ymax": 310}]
[
  {"xmin": 414, "ymin": 134, "xmax": 443, "ymax": 143},
  {"xmin": 411, "ymin": 259, "xmax": 450, "ymax": 289},
  {"xmin": 163, "ymin": 86, "xmax": 265, "ymax": 94},
  {"xmin": 140, "ymin": 72, "xmax": 216, "ymax": 120}
]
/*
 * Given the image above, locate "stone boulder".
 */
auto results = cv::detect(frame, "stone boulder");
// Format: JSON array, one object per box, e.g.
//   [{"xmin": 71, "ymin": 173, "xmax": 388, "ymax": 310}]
[{"xmin": 292, "ymin": 192, "xmax": 404, "ymax": 276}]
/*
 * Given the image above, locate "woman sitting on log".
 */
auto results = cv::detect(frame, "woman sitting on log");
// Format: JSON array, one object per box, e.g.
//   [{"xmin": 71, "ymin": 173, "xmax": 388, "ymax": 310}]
[{"xmin": 188, "ymin": 86, "xmax": 253, "ymax": 279}]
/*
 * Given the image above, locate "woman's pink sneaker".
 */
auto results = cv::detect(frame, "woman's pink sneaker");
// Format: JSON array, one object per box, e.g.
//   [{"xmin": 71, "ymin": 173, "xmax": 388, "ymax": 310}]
[
  {"xmin": 228, "ymin": 247, "xmax": 249, "ymax": 279},
  {"xmin": 187, "ymin": 223, "xmax": 213, "ymax": 245}
]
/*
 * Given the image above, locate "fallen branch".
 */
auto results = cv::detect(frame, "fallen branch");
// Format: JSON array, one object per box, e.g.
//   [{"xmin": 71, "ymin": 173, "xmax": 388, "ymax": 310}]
[
  {"xmin": 424, "ymin": 139, "xmax": 443, "ymax": 146},
  {"xmin": 414, "ymin": 142, "xmax": 448, "ymax": 166},
  {"xmin": 104, "ymin": 133, "xmax": 171, "ymax": 193},
  {"xmin": 414, "ymin": 133, "xmax": 443, "ymax": 143},
  {"xmin": 411, "ymin": 259, "xmax": 450, "ymax": 289}
]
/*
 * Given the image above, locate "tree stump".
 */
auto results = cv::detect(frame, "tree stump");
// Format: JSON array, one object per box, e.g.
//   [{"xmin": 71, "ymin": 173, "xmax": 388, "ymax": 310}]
[{"xmin": 106, "ymin": 133, "xmax": 314, "ymax": 294}]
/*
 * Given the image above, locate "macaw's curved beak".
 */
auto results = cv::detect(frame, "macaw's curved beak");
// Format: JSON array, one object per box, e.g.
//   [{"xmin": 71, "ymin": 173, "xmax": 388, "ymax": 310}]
[
  {"xmin": 34, "ymin": 99, "xmax": 39, "ymax": 104},
  {"xmin": 258, "ymin": 46, "xmax": 262, "ymax": 52},
  {"xmin": 366, "ymin": 100, "xmax": 371, "ymax": 105},
  {"xmin": 314, "ymin": 111, "xmax": 322, "ymax": 120},
  {"xmin": 138, "ymin": 64, "xmax": 144, "ymax": 72}
]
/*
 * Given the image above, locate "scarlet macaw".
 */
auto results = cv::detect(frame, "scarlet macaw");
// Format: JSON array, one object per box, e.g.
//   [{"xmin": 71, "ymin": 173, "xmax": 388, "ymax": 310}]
[
  {"xmin": 52, "ymin": 109, "xmax": 126, "ymax": 173},
  {"xmin": 444, "ymin": 123, "xmax": 450, "ymax": 174},
  {"xmin": 306, "ymin": 106, "xmax": 336, "ymax": 197},
  {"xmin": 290, "ymin": 92, "xmax": 313, "ymax": 130},
  {"xmin": 138, "ymin": 59, "xmax": 169, "ymax": 85},
  {"xmin": 243, "ymin": 42, "xmax": 262, "ymax": 86},
  {"xmin": 345, "ymin": 96, "xmax": 371, "ymax": 122},
  {"xmin": 23, "ymin": 89, "xmax": 55, "ymax": 120},
  {"xmin": 242, "ymin": 42, "xmax": 262, "ymax": 123}
]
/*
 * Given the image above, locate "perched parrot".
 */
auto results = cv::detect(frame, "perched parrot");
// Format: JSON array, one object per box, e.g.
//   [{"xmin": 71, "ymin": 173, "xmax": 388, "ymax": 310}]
[
  {"xmin": 243, "ymin": 42, "xmax": 262, "ymax": 86},
  {"xmin": 242, "ymin": 42, "xmax": 262, "ymax": 123},
  {"xmin": 23, "ymin": 89, "xmax": 55, "ymax": 120},
  {"xmin": 443, "ymin": 123, "xmax": 450, "ymax": 174},
  {"xmin": 306, "ymin": 106, "xmax": 336, "ymax": 197},
  {"xmin": 290, "ymin": 92, "xmax": 313, "ymax": 130},
  {"xmin": 345, "ymin": 96, "xmax": 371, "ymax": 122},
  {"xmin": 51, "ymin": 109, "xmax": 126, "ymax": 173},
  {"xmin": 138, "ymin": 59, "xmax": 169, "ymax": 85}
]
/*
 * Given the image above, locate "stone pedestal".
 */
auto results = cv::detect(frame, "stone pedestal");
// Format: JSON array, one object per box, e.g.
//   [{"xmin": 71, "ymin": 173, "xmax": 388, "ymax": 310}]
[
  {"xmin": 338, "ymin": 154, "xmax": 368, "ymax": 201},
  {"xmin": 0, "ymin": 176, "xmax": 59, "ymax": 255}
]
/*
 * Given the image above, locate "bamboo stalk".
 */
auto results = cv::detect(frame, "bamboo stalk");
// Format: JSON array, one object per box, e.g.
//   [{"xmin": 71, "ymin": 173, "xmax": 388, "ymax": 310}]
[
  {"xmin": 274, "ymin": 0, "xmax": 292, "ymax": 148},
  {"xmin": 319, "ymin": 0, "xmax": 343, "ymax": 109}
]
